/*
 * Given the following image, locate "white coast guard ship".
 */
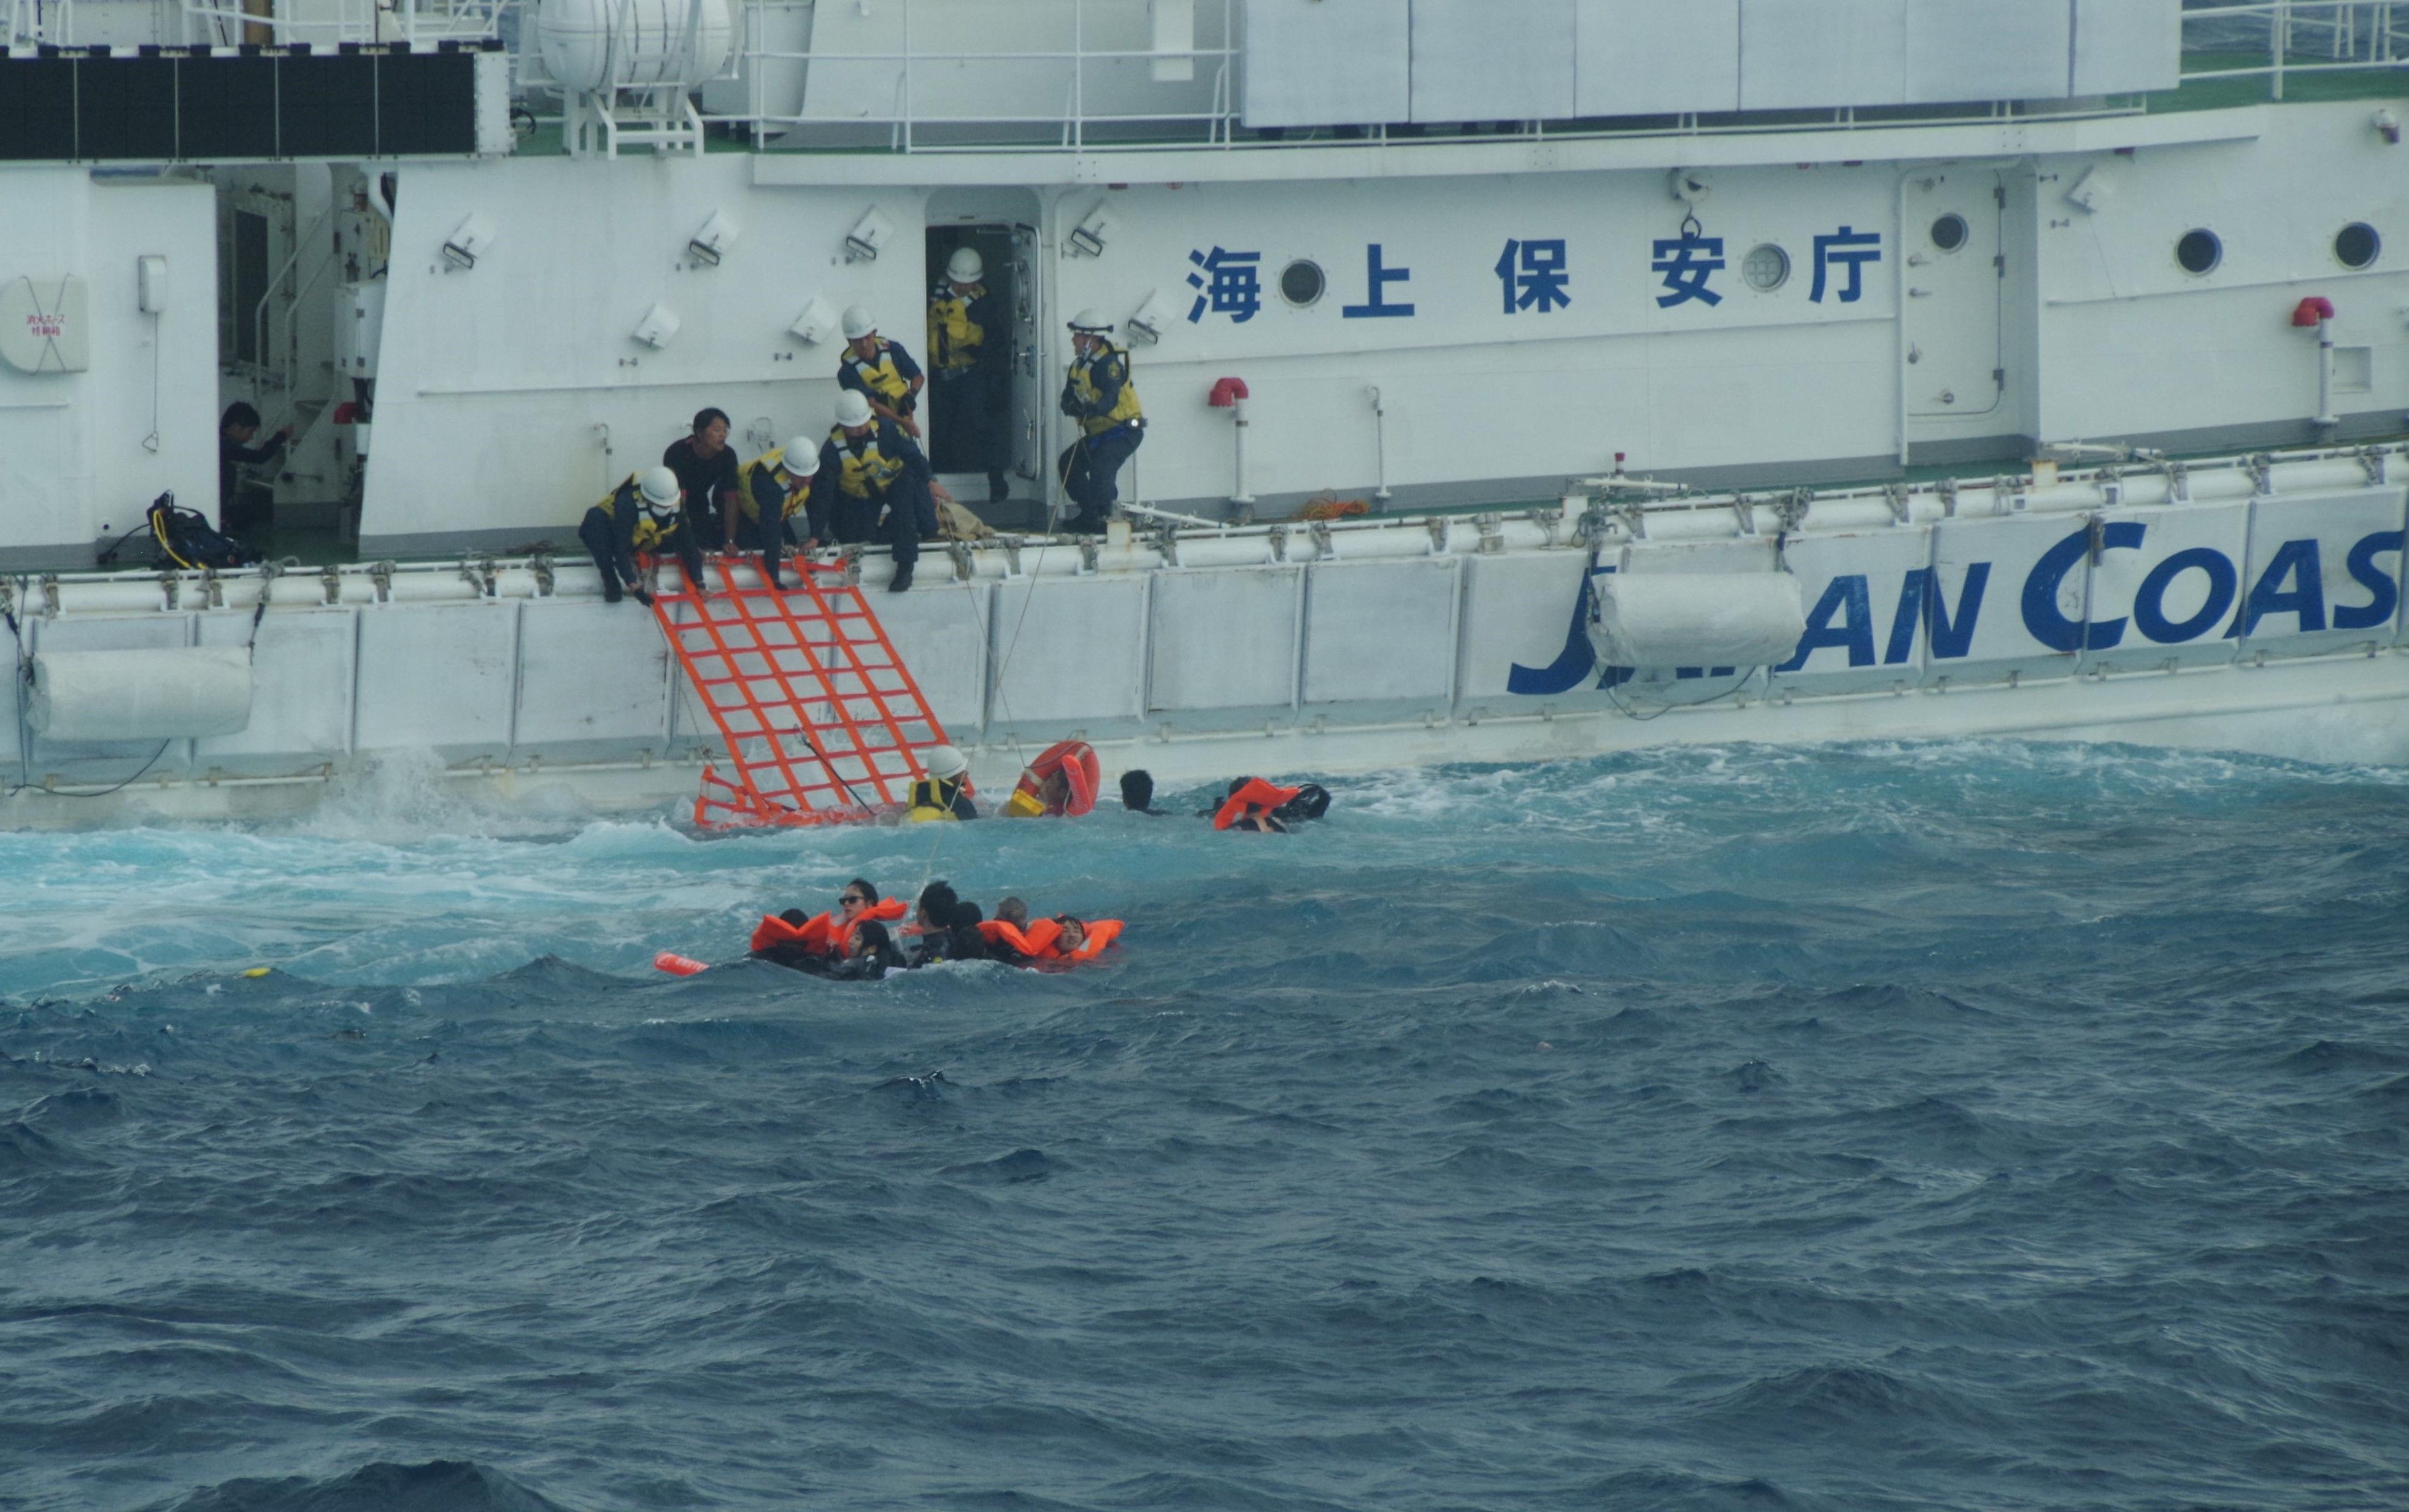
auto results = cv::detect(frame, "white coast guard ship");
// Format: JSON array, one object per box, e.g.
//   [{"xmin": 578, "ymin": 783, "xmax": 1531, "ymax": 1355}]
[{"xmin": 0, "ymin": 0, "xmax": 2404, "ymax": 824}]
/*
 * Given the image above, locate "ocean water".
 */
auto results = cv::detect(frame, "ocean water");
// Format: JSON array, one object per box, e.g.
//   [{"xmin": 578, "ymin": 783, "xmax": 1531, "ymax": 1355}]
[{"xmin": 4, "ymin": 742, "xmax": 2407, "ymax": 1512}]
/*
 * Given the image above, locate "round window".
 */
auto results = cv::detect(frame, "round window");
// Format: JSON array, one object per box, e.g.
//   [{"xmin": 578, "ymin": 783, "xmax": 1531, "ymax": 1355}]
[
  {"xmin": 1930, "ymin": 213, "xmax": 1969, "ymax": 253},
  {"xmin": 1279, "ymin": 258, "xmax": 1325, "ymax": 307},
  {"xmin": 1741, "ymin": 243, "xmax": 1790, "ymax": 292},
  {"xmin": 2335, "ymin": 222, "xmax": 2380, "ymax": 270},
  {"xmin": 2175, "ymin": 229, "xmax": 2222, "ymax": 276}
]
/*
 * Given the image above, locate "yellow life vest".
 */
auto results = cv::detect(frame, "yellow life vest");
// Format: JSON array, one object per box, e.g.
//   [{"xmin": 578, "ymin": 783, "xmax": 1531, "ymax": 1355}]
[
  {"xmin": 591, "ymin": 475, "xmax": 678, "ymax": 550},
  {"xmin": 929, "ymin": 282, "xmax": 986, "ymax": 374},
  {"xmin": 828, "ymin": 426, "xmax": 907, "ymax": 500},
  {"xmin": 734, "ymin": 448, "xmax": 807, "ymax": 523},
  {"xmin": 905, "ymin": 774, "xmax": 968, "ymax": 823},
  {"xmin": 843, "ymin": 339, "xmax": 913, "ymax": 406},
  {"xmin": 1068, "ymin": 341, "xmax": 1143, "ymax": 436}
]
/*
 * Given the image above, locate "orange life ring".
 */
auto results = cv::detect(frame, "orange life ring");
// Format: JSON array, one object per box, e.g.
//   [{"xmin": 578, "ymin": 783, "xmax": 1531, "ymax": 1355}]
[
  {"xmin": 1006, "ymin": 739, "xmax": 1101, "ymax": 817},
  {"xmin": 1212, "ymin": 777, "xmax": 1301, "ymax": 831}
]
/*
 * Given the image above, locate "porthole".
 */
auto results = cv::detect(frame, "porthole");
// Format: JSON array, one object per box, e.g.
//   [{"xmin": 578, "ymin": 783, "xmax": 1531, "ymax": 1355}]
[
  {"xmin": 1930, "ymin": 213, "xmax": 1969, "ymax": 253},
  {"xmin": 2335, "ymin": 222, "xmax": 2380, "ymax": 270},
  {"xmin": 1741, "ymin": 243, "xmax": 1790, "ymax": 292},
  {"xmin": 1279, "ymin": 258, "xmax": 1325, "ymax": 306},
  {"xmin": 2175, "ymin": 228, "xmax": 2222, "ymax": 276}
]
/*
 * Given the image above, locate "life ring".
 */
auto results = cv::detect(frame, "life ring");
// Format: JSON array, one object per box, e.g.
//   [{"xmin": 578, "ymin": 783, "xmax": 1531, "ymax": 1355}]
[{"xmin": 1004, "ymin": 739, "xmax": 1101, "ymax": 817}]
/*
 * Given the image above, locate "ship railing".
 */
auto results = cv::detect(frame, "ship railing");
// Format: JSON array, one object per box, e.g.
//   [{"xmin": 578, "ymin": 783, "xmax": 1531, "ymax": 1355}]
[
  {"xmin": 172, "ymin": 0, "xmax": 504, "ymax": 49},
  {"xmin": 2180, "ymin": 0, "xmax": 2405, "ymax": 100}
]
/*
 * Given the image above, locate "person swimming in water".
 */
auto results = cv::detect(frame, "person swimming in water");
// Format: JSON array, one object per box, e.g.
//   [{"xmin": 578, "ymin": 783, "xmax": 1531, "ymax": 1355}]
[
  {"xmin": 830, "ymin": 920, "xmax": 907, "ymax": 981},
  {"xmin": 1120, "ymin": 769, "xmax": 1168, "ymax": 815}
]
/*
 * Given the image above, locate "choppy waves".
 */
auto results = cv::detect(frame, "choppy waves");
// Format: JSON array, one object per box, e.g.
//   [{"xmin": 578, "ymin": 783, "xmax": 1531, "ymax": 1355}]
[{"xmin": 4, "ymin": 742, "xmax": 2408, "ymax": 1510}]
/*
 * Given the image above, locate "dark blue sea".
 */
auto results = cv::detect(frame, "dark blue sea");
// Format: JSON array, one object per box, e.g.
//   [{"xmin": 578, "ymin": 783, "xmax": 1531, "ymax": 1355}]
[{"xmin": 4, "ymin": 742, "xmax": 2407, "ymax": 1511}]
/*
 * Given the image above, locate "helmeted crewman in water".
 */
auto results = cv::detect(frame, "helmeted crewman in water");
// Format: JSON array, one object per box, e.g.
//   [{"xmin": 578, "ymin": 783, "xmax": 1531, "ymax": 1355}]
[
  {"xmin": 579, "ymin": 465, "xmax": 705, "ymax": 606},
  {"xmin": 811, "ymin": 389, "xmax": 936, "ymax": 594},
  {"xmin": 906, "ymin": 744, "xmax": 978, "ymax": 822},
  {"xmin": 733, "ymin": 435, "xmax": 821, "ymax": 588},
  {"xmin": 1057, "ymin": 309, "xmax": 1143, "ymax": 534}
]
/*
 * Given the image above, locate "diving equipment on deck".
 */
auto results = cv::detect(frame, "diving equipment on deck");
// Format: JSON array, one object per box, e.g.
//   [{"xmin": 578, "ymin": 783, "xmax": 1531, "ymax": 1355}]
[{"xmin": 649, "ymin": 558, "xmax": 950, "ymax": 828}]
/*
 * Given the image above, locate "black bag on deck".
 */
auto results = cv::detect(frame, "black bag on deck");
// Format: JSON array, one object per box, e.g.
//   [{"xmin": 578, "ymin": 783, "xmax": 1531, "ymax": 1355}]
[{"xmin": 146, "ymin": 492, "xmax": 260, "ymax": 569}]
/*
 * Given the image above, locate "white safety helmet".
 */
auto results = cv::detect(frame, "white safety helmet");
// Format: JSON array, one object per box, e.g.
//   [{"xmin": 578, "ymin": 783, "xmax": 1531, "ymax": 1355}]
[
  {"xmin": 833, "ymin": 389, "xmax": 875, "ymax": 429},
  {"xmin": 637, "ymin": 466, "xmax": 682, "ymax": 514},
  {"xmin": 840, "ymin": 304, "xmax": 877, "ymax": 341},
  {"xmin": 945, "ymin": 247, "xmax": 984, "ymax": 284},
  {"xmin": 1066, "ymin": 308, "xmax": 1114, "ymax": 334},
  {"xmin": 779, "ymin": 438, "xmax": 820, "ymax": 477},
  {"xmin": 922, "ymin": 744, "xmax": 970, "ymax": 780}
]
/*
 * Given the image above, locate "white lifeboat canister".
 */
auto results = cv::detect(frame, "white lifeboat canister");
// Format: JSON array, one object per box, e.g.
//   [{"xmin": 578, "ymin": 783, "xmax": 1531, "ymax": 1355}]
[
  {"xmin": 29, "ymin": 647, "xmax": 255, "ymax": 743},
  {"xmin": 1589, "ymin": 573, "xmax": 1808, "ymax": 671},
  {"xmin": 537, "ymin": 0, "xmax": 736, "ymax": 93}
]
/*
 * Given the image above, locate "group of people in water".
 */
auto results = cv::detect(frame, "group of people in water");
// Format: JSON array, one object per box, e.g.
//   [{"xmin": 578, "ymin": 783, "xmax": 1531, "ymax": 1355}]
[
  {"xmin": 904, "ymin": 738, "xmax": 1333, "ymax": 835},
  {"xmin": 746, "ymin": 878, "xmax": 1121, "ymax": 982}
]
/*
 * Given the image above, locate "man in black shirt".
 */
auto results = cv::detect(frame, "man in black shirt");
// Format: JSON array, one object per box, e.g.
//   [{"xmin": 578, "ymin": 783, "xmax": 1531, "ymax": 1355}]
[
  {"xmin": 662, "ymin": 407, "xmax": 741, "ymax": 550},
  {"xmin": 218, "ymin": 401, "xmax": 290, "ymax": 536}
]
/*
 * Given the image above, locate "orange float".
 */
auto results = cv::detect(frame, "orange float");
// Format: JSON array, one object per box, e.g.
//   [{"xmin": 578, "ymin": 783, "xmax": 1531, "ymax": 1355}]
[
  {"xmin": 1212, "ymin": 777, "xmax": 1301, "ymax": 831},
  {"xmin": 1004, "ymin": 739, "xmax": 1101, "ymax": 817}
]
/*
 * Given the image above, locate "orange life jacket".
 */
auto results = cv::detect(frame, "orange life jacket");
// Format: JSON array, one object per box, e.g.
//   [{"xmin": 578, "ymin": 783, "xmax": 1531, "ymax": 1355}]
[
  {"xmin": 1005, "ymin": 739, "xmax": 1101, "ymax": 817},
  {"xmin": 976, "ymin": 918, "xmax": 1043, "ymax": 958},
  {"xmin": 1212, "ymin": 778, "xmax": 1302, "ymax": 831},
  {"xmin": 750, "ymin": 897, "xmax": 906, "ymax": 957},
  {"xmin": 1063, "ymin": 919, "xmax": 1123, "ymax": 962}
]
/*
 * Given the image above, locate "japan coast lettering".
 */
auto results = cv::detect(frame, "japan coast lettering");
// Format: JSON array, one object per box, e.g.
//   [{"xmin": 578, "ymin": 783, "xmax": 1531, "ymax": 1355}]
[
  {"xmin": 1182, "ymin": 227, "xmax": 1879, "ymax": 325},
  {"xmin": 1508, "ymin": 525, "xmax": 2407, "ymax": 695}
]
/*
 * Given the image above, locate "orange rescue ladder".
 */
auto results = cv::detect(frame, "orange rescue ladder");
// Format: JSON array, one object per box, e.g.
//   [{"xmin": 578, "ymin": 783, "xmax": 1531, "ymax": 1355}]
[{"xmin": 646, "ymin": 557, "xmax": 950, "ymax": 828}]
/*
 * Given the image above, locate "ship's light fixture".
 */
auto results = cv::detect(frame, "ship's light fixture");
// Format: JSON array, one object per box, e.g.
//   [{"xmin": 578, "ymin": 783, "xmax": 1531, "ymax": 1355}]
[
  {"xmin": 1125, "ymin": 291, "xmax": 1174, "ymax": 345},
  {"xmin": 633, "ymin": 303, "xmax": 680, "ymax": 349},
  {"xmin": 844, "ymin": 207, "xmax": 894, "ymax": 263},
  {"xmin": 441, "ymin": 214, "xmax": 496, "ymax": 271},
  {"xmin": 1068, "ymin": 205, "xmax": 1117, "ymax": 258},
  {"xmin": 687, "ymin": 210, "xmax": 739, "ymax": 267}
]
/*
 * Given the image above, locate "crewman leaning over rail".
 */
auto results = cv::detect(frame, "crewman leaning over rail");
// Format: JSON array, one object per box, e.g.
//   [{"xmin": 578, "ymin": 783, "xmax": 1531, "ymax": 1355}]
[
  {"xmin": 838, "ymin": 305, "xmax": 926, "ymax": 439},
  {"xmin": 733, "ymin": 435, "xmax": 820, "ymax": 588},
  {"xmin": 809, "ymin": 390, "xmax": 936, "ymax": 594},
  {"xmin": 579, "ymin": 465, "xmax": 705, "ymax": 606},
  {"xmin": 1057, "ymin": 309, "xmax": 1144, "ymax": 534},
  {"xmin": 928, "ymin": 247, "xmax": 1009, "ymax": 503}
]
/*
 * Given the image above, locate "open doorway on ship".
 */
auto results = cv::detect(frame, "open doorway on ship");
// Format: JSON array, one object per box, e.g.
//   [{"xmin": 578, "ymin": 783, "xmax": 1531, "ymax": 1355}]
[{"xmin": 925, "ymin": 194, "xmax": 1043, "ymax": 530}]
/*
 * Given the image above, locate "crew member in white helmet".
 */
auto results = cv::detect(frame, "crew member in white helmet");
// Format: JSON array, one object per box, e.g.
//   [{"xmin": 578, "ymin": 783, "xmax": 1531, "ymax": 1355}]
[
  {"xmin": 928, "ymin": 245, "xmax": 1009, "ymax": 503},
  {"xmin": 578, "ymin": 466, "xmax": 705, "ymax": 606},
  {"xmin": 905, "ymin": 743, "xmax": 977, "ymax": 822},
  {"xmin": 731, "ymin": 436, "xmax": 822, "ymax": 588},
  {"xmin": 809, "ymin": 388, "xmax": 936, "ymax": 594},
  {"xmin": 1057, "ymin": 309, "xmax": 1144, "ymax": 534},
  {"xmin": 836, "ymin": 305, "xmax": 925, "ymax": 439}
]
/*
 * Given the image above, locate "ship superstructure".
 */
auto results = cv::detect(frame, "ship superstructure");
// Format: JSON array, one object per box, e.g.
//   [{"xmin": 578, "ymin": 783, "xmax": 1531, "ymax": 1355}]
[{"xmin": 0, "ymin": 1, "xmax": 2402, "ymax": 820}]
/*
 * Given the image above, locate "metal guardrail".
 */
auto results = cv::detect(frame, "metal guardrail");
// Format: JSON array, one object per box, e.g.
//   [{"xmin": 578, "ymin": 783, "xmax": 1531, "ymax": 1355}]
[{"xmin": 2180, "ymin": 0, "xmax": 2404, "ymax": 98}]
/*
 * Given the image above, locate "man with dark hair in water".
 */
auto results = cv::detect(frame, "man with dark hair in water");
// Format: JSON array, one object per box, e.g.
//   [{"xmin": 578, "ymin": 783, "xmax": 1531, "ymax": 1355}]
[{"xmin": 1120, "ymin": 769, "xmax": 1167, "ymax": 815}]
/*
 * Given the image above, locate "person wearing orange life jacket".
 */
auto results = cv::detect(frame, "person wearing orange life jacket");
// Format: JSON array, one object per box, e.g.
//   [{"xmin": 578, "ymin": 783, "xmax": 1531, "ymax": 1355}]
[
  {"xmin": 1004, "ymin": 740, "xmax": 1100, "ymax": 817},
  {"xmin": 837, "ymin": 306, "xmax": 925, "ymax": 438},
  {"xmin": 1209, "ymin": 778, "xmax": 1335, "ymax": 831},
  {"xmin": 748, "ymin": 878, "xmax": 908, "ymax": 971}
]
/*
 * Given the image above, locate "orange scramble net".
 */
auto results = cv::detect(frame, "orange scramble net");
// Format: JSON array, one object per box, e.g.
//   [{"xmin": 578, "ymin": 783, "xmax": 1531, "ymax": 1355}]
[{"xmin": 647, "ymin": 559, "xmax": 949, "ymax": 828}]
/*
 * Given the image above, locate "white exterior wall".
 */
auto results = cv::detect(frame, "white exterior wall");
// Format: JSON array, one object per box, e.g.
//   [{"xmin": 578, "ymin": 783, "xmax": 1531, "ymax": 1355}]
[
  {"xmin": 0, "ymin": 168, "xmax": 218, "ymax": 563},
  {"xmin": 361, "ymin": 156, "xmax": 932, "ymax": 549},
  {"xmin": 2035, "ymin": 107, "xmax": 2409, "ymax": 446},
  {"xmin": 1050, "ymin": 166, "xmax": 1905, "ymax": 506}
]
